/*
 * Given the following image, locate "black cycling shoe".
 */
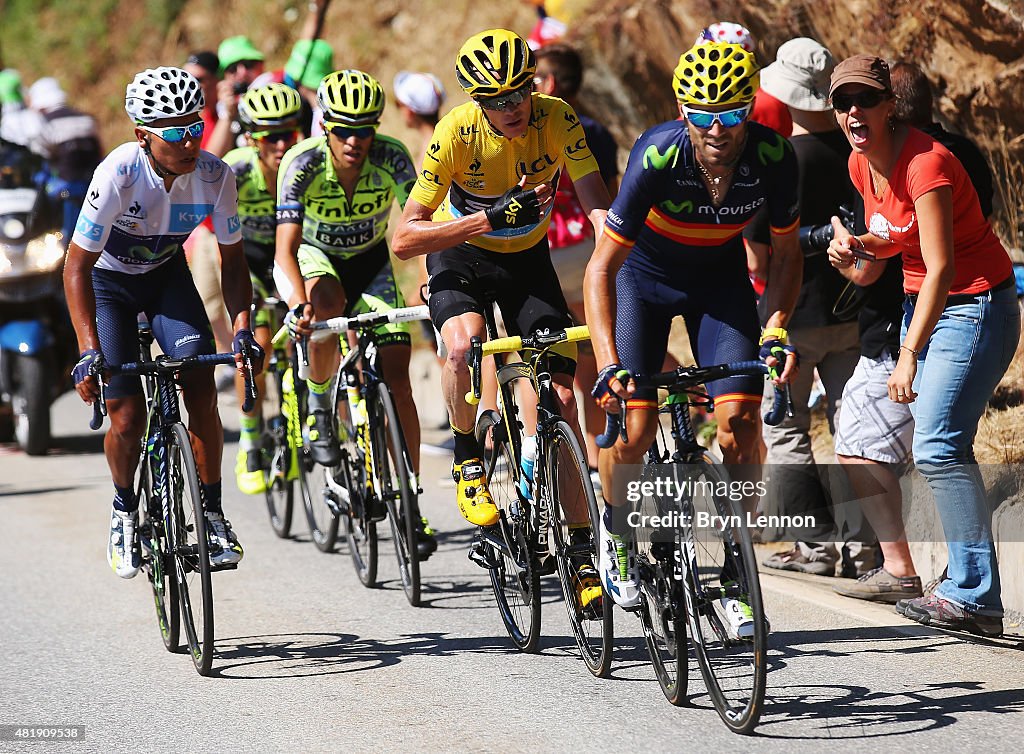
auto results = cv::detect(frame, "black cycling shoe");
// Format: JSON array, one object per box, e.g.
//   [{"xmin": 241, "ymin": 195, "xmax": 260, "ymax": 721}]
[
  {"xmin": 306, "ymin": 409, "xmax": 341, "ymax": 466},
  {"xmin": 415, "ymin": 517, "xmax": 438, "ymax": 561}
]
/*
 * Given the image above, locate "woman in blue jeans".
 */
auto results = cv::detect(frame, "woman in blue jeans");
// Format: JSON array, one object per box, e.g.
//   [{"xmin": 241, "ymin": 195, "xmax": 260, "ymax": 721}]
[{"xmin": 826, "ymin": 54, "xmax": 1019, "ymax": 636}]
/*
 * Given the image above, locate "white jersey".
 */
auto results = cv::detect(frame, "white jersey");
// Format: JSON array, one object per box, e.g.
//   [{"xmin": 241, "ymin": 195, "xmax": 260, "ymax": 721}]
[{"xmin": 72, "ymin": 142, "xmax": 242, "ymax": 274}]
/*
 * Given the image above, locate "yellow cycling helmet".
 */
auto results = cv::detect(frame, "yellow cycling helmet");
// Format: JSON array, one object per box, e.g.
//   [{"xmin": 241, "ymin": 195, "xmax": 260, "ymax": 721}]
[
  {"xmin": 317, "ymin": 69, "xmax": 385, "ymax": 125},
  {"xmin": 238, "ymin": 83, "xmax": 302, "ymax": 130},
  {"xmin": 673, "ymin": 42, "xmax": 760, "ymax": 106},
  {"xmin": 455, "ymin": 28, "xmax": 536, "ymax": 98}
]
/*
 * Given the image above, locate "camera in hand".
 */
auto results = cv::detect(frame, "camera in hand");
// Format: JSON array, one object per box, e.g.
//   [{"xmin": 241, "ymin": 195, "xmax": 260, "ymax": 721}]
[
  {"xmin": 232, "ymin": 82, "xmax": 248, "ymax": 96},
  {"xmin": 799, "ymin": 224, "xmax": 835, "ymax": 253}
]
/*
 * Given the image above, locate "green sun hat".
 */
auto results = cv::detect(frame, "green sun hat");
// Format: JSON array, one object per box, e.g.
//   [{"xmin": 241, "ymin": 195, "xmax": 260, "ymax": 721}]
[
  {"xmin": 0, "ymin": 69, "xmax": 24, "ymax": 105},
  {"xmin": 218, "ymin": 36, "xmax": 265, "ymax": 74},
  {"xmin": 285, "ymin": 39, "xmax": 334, "ymax": 90}
]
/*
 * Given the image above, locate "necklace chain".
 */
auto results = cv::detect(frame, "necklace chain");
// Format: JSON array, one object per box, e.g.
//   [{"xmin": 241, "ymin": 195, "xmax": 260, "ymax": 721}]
[{"xmin": 696, "ymin": 159, "xmax": 734, "ymax": 204}]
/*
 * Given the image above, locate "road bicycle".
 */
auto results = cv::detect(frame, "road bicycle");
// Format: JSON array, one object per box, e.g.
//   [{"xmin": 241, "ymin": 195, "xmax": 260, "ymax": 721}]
[
  {"xmin": 466, "ymin": 313, "xmax": 612, "ymax": 675},
  {"xmin": 598, "ymin": 361, "xmax": 790, "ymax": 733},
  {"xmin": 89, "ymin": 324, "xmax": 257, "ymax": 676},
  {"xmin": 273, "ymin": 304, "xmax": 430, "ymax": 606}
]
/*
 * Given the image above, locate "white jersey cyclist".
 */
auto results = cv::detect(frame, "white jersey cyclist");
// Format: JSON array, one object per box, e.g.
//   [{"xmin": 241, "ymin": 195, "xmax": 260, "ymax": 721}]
[{"xmin": 72, "ymin": 141, "xmax": 242, "ymax": 273}]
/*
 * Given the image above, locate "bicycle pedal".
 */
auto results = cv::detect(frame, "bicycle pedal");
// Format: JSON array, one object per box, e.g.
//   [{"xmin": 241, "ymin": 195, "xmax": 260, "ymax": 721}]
[
  {"xmin": 209, "ymin": 562, "xmax": 238, "ymax": 572},
  {"xmin": 468, "ymin": 539, "xmax": 498, "ymax": 570},
  {"xmin": 368, "ymin": 500, "xmax": 388, "ymax": 522}
]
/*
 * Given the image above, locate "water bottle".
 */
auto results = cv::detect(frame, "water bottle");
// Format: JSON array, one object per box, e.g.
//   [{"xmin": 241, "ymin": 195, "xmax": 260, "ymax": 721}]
[{"xmin": 519, "ymin": 434, "xmax": 537, "ymax": 500}]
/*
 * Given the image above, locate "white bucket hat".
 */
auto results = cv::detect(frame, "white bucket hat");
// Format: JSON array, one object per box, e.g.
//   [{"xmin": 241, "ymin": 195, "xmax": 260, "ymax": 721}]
[
  {"xmin": 393, "ymin": 71, "xmax": 445, "ymax": 116},
  {"xmin": 760, "ymin": 38, "xmax": 835, "ymax": 112}
]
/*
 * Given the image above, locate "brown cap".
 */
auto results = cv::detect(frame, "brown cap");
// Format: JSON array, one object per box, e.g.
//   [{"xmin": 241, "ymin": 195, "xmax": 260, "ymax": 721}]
[{"xmin": 829, "ymin": 54, "xmax": 891, "ymax": 98}]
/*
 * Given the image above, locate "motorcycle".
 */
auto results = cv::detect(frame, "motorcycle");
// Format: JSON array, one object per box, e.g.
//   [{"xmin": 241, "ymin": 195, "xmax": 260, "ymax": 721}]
[{"xmin": 0, "ymin": 143, "xmax": 76, "ymax": 455}]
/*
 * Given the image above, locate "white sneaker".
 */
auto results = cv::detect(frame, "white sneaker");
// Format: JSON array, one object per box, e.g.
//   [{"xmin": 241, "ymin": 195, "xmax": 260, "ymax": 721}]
[
  {"xmin": 205, "ymin": 513, "xmax": 243, "ymax": 566},
  {"xmin": 598, "ymin": 511, "xmax": 641, "ymax": 609},
  {"xmin": 108, "ymin": 508, "xmax": 140, "ymax": 579},
  {"xmin": 716, "ymin": 597, "xmax": 755, "ymax": 640}
]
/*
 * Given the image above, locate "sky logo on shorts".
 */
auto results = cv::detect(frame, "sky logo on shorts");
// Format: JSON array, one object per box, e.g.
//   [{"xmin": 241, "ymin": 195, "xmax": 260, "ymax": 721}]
[
  {"xmin": 75, "ymin": 215, "xmax": 104, "ymax": 241},
  {"xmin": 169, "ymin": 204, "xmax": 214, "ymax": 233}
]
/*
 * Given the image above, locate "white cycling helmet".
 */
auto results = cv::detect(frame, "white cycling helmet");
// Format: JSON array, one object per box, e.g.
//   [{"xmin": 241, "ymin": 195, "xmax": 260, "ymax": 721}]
[{"xmin": 125, "ymin": 66, "xmax": 204, "ymax": 124}]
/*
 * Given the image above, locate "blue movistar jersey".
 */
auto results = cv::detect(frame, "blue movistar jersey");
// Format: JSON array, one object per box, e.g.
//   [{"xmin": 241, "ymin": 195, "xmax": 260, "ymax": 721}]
[{"xmin": 605, "ymin": 120, "xmax": 799, "ymax": 278}]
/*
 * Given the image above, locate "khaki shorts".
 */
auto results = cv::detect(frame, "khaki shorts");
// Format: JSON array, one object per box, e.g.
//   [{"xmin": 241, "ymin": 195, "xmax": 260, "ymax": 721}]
[{"xmin": 834, "ymin": 352, "xmax": 915, "ymax": 465}]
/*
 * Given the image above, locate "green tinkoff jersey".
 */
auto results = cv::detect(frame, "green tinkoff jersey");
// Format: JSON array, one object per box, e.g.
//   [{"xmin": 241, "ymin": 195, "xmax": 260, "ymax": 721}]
[
  {"xmin": 276, "ymin": 134, "xmax": 417, "ymax": 258},
  {"xmin": 224, "ymin": 146, "xmax": 276, "ymax": 247}
]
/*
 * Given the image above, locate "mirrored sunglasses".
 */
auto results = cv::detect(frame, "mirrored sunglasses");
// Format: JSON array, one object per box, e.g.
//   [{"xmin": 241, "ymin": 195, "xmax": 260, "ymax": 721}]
[
  {"xmin": 138, "ymin": 120, "xmax": 205, "ymax": 143},
  {"xmin": 831, "ymin": 90, "xmax": 887, "ymax": 113},
  {"xmin": 682, "ymin": 104, "xmax": 751, "ymax": 130},
  {"xmin": 475, "ymin": 83, "xmax": 532, "ymax": 112},
  {"xmin": 324, "ymin": 122, "xmax": 378, "ymax": 139},
  {"xmin": 251, "ymin": 128, "xmax": 301, "ymax": 143}
]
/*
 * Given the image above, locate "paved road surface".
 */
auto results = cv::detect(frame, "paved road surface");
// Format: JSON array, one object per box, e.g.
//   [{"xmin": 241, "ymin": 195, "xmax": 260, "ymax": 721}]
[{"xmin": 2, "ymin": 390, "xmax": 1023, "ymax": 752}]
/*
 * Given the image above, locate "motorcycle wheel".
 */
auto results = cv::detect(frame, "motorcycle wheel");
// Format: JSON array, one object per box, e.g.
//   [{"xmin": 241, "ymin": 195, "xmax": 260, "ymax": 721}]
[{"xmin": 13, "ymin": 354, "xmax": 50, "ymax": 456}]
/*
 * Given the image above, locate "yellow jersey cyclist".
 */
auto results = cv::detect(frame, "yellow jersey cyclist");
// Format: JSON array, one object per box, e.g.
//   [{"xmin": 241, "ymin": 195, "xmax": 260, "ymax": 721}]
[
  {"xmin": 64, "ymin": 67, "xmax": 262, "ymax": 577},
  {"xmin": 274, "ymin": 69, "xmax": 437, "ymax": 558},
  {"xmin": 391, "ymin": 29, "xmax": 611, "ymax": 606},
  {"xmin": 585, "ymin": 42, "xmax": 802, "ymax": 631},
  {"xmin": 223, "ymin": 83, "xmax": 304, "ymax": 495}
]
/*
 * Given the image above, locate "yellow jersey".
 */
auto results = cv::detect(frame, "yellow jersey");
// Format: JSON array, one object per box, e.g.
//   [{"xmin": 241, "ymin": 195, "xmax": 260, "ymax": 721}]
[{"xmin": 409, "ymin": 94, "xmax": 600, "ymax": 253}]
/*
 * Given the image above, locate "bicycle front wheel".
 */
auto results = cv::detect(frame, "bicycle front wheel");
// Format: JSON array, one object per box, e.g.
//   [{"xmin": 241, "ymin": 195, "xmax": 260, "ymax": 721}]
[
  {"xmin": 300, "ymin": 451, "xmax": 340, "ymax": 552},
  {"xmin": 168, "ymin": 423, "xmax": 214, "ymax": 676},
  {"xmin": 682, "ymin": 454, "xmax": 767, "ymax": 734},
  {"xmin": 373, "ymin": 383, "xmax": 420, "ymax": 607},
  {"xmin": 137, "ymin": 439, "xmax": 178, "ymax": 652},
  {"xmin": 476, "ymin": 409, "xmax": 541, "ymax": 652},
  {"xmin": 546, "ymin": 420, "xmax": 613, "ymax": 677},
  {"xmin": 263, "ymin": 370, "xmax": 294, "ymax": 538}
]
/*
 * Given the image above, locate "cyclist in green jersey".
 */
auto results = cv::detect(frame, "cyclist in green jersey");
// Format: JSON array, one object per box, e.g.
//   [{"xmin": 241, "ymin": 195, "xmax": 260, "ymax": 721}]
[
  {"xmin": 275, "ymin": 70, "xmax": 436, "ymax": 558},
  {"xmin": 224, "ymin": 83, "xmax": 304, "ymax": 494}
]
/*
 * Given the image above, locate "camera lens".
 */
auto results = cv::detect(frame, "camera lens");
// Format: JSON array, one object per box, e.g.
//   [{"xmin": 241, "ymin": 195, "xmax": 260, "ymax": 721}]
[{"xmin": 232, "ymin": 82, "xmax": 248, "ymax": 96}]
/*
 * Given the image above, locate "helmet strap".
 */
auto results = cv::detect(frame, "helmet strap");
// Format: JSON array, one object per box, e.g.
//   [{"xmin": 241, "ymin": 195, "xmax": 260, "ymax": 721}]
[{"xmin": 141, "ymin": 137, "xmax": 182, "ymax": 180}]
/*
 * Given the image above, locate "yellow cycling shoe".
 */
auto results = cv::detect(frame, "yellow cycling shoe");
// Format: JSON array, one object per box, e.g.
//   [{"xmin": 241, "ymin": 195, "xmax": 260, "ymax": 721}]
[
  {"xmin": 574, "ymin": 563, "xmax": 604, "ymax": 618},
  {"xmin": 235, "ymin": 447, "xmax": 267, "ymax": 495},
  {"xmin": 453, "ymin": 459, "xmax": 499, "ymax": 527}
]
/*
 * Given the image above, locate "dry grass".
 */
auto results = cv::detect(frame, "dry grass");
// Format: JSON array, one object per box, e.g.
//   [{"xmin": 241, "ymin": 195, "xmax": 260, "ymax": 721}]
[
  {"xmin": 977, "ymin": 311, "xmax": 1024, "ymax": 464},
  {"xmin": 990, "ymin": 119, "xmax": 1024, "ymax": 260}
]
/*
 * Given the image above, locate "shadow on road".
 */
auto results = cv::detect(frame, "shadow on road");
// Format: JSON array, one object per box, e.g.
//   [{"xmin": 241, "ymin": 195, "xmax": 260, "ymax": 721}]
[
  {"xmin": 754, "ymin": 626, "xmax": 1024, "ymax": 738},
  {"xmin": 211, "ymin": 630, "xmax": 569, "ymax": 679}
]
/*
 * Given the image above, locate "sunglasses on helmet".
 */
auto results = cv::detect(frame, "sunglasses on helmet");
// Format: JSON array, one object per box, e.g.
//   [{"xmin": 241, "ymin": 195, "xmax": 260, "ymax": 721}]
[
  {"xmin": 831, "ymin": 90, "xmax": 888, "ymax": 113},
  {"xmin": 138, "ymin": 120, "xmax": 205, "ymax": 143},
  {"xmin": 251, "ymin": 128, "xmax": 301, "ymax": 143},
  {"xmin": 681, "ymin": 104, "xmax": 751, "ymax": 130},
  {"xmin": 475, "ymin": 83, "xmax": 532, "ymax": 112},
  {"xmin": 324, "ymin": 122, "xmax": 378, "ymax": 139}
]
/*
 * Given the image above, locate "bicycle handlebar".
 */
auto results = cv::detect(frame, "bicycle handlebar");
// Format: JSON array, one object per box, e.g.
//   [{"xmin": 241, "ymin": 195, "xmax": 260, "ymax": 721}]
[
  {"xmin": 88, "ymin": 351, "xmax": 257, "ymax": 430},
  {"xmin": 465, "ymin": 325, "xmax": 591, "ymax": 405},
  {"xmin": 271, "ymin": 304, "xmax": 430, "ymax": 348},
  {"xmin": 595, "ymin": 360, "xmax": 794, "ymax": 449}
]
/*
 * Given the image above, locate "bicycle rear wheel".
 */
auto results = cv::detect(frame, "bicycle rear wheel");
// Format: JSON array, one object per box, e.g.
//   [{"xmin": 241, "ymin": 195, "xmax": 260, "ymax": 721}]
[
  {"xmin": 137, "ymin": 436, "xmax": 178, "ymax": 652},
  {"xmin": 168, "ymin": 424, "xmax": 214, "ymax": 676},
  {"xmin": 263, "ymin": 369, "xmax": 294, "ymax": 538},
  {"xmin": 374, "ymin": 383, "xmax": 420, "ymax": 606},
  {"xmin": 476, "ymin": 409, "xmax": 541, "ymax": 652},
  {"xmin": 682, "ymin": 455, "xmax": 767, "ymax": 734},
  {"xmin": 546, "ymin": 420, "xmax": 613, "ymax": 677}
]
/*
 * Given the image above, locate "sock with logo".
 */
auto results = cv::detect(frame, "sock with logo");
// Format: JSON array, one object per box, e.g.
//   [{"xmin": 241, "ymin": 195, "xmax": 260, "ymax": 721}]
[
  {"xmin": 201, "ymin": 480, "xmax": 223, "ymax": 516},
  {"xmin": 238, "ymin": 414, "xmax": 260, "ymax": 450},
  {"xmin": 451, "ymin": 423, "xmax": 481, "ymax": 465},
  {"xmin": 306, "ymin": 377, "xmax": 334, "ymax": 414},
  {"xmin": 113, "ymin": 483, "xmax": 138, "ymax": 514}
]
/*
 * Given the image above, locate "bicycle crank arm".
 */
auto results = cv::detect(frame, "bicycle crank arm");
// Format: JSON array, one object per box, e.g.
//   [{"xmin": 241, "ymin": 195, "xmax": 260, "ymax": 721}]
[{"xmin": 468, "ymin": 536, "xmax": 499, "ymax": 570}]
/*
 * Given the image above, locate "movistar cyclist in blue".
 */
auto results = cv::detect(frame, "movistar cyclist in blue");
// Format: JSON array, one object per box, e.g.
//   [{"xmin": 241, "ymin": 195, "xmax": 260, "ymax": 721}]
[{"xmin": 585, "ymin": 42, "xmax": 802, "ymax": 636}]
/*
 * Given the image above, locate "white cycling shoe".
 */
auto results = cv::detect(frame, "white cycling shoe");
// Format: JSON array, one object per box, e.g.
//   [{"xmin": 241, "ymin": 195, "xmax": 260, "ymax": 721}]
[
  {"xmin": 598, "ymin": 512, "xmax": 641, "ymax": 609},
  {"xmin": 716, "ymin": 597, "xmax": 755, "ymax": 640},
  {"xmin": 108, "ymin": 508, "xmax": 140, "ymax": 579}
]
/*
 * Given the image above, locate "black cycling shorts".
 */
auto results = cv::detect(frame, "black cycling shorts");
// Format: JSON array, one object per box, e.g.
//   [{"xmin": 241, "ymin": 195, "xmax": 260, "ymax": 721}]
[
  {"xmin": 615, "ymin": 251, "xmax": 762, "ymax": 405},
  {"xmin": 427, "ymin": 239, "xmax": 575, "ymax": 375},
  {"xmin": 92, "ymin": 252, "xmax": 214, "ymax": 399}
]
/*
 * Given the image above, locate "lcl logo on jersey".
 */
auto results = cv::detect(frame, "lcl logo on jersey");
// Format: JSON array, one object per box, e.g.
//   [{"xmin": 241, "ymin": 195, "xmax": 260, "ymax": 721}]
[
  {"xmin": 515, "ymin": 153, "xmax": 556, "ymax": 178},
  {"xmin": 565, "ymin": 137, "xmax": 589, "ymax": 160}
]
